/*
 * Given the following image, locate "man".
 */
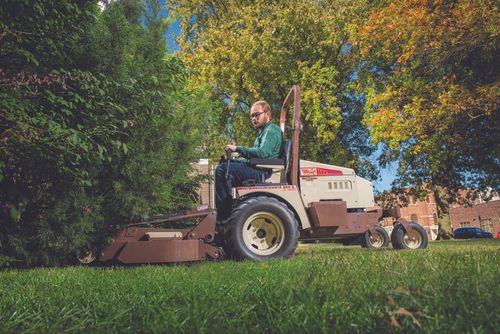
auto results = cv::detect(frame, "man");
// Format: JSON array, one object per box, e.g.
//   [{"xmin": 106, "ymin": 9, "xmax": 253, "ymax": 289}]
[{"xmin": 215, "ymin": 100, "xmax": 283, "ymax": 222}]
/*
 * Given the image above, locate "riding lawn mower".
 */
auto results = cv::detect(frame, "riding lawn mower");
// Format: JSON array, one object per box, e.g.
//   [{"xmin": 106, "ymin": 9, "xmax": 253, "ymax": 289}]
[{"xmin": 77, "ymin": 86, "xmax": 428, "ymax": 265}]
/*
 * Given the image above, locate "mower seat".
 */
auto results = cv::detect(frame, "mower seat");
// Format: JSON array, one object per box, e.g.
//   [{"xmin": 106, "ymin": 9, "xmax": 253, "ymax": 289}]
[{"xmin": 248, "ymin": 139, "xmax": 292, "ymax": 183}]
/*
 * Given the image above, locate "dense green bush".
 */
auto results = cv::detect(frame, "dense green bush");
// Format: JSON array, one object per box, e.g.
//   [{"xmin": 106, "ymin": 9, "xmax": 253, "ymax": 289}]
[{"xmin": 0, "ymin": 0, "xmax": 213, "ymax": 267}]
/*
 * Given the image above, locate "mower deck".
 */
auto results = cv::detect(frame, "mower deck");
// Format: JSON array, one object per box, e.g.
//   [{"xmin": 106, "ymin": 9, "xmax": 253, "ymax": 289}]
[{"xmin": 98, "ymin": 208, "xmax": 223, "ymax": 264}]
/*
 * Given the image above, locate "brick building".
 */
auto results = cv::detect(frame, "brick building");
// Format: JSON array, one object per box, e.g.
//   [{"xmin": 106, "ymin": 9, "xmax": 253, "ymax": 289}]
[
  {"xmin": 449, "ymin": 199, "xmax": 500, "ymax": 235},
  {"xmin": 378, "ymin": 191, "xmax": 500, "ymax": 240}
]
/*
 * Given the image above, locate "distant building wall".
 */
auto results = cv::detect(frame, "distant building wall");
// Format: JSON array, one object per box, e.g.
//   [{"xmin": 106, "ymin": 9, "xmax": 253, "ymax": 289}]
[
  {"xmin": 379, "ymin": 191, "xmax": 500, "ymax": 240},
  {"xmin": 449, "ymin": 200, "xmax": 500, "ymax": 234}
]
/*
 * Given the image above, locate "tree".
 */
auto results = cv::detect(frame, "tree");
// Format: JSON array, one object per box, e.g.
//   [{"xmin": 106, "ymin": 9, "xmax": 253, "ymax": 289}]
[
  {"xmin": 170, "ymin": 0, "xmax": 378, "ymax": 179},
  {"xmin": 0, "ymin": 0, "xmax": 213, "ymax": 267},
  {"xmin": 89, "ymin": 0, "xmax": 210, "ymax": 224},
  {"xmin": 353, "ymin": 0, "xmax": 499, "ymax": 236},
  {"xmin": 0, "ymin": 0, "xmax": 115, "ymax": 266}
]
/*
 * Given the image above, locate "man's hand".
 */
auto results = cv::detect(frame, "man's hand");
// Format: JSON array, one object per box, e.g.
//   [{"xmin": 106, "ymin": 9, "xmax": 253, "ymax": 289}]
[{"xmin": 225, "ymin": 144, "xmax": 237, "ymax": 152}]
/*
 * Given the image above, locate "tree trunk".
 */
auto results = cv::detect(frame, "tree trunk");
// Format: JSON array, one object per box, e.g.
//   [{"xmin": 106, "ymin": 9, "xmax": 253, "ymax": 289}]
[{"xmin": 432, "ymin": 186, "xmax": 453, "ymax": 240}]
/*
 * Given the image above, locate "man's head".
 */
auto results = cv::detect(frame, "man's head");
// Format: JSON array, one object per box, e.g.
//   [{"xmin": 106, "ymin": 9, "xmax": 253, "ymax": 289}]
[{"xmin": 250, "ymin": 100, "xmax": 271, "ymax": 129}]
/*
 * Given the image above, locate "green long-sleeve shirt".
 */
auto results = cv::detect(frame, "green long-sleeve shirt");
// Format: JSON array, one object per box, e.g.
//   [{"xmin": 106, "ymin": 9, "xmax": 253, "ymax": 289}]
[{"xmin": 236, "ymin": 121, "xmax": 283, "ymax": 161}]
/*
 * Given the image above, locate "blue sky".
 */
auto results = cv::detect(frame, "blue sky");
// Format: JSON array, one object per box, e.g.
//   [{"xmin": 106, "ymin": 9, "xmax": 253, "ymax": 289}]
[
  {"xmin": 165, "ymin": 18, "xmax": 181, "ymax": 53},
  {"xmin": 164, "ymin": 18, "xmax": 395, "ymax": 192},
  {"xmin": 372, "ymin": 156, "xmax": 396, "ymax": 192}
]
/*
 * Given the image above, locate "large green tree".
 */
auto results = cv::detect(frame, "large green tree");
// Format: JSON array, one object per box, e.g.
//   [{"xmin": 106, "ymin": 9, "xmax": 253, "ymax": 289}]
[
  {"xmin": 87, "ymin": 0, "xmax": 210, "ymax": 223},
  {"xmin": 0, "ymin": 0, "xmax": 112, "ymax": 266},
  {"xmin": 0, "ymin": 0, "xmax": 212, "ymax": 267},
  {"xmin": 171, "ymin": 0, "xmax": 378, "ymax": 179}
]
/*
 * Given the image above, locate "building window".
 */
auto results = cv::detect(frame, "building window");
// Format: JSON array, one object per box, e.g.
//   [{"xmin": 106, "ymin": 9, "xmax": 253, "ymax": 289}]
[
  {"xmin": 480, "ymin": 219, "xmax": 493, "ymax": 233},
  {"xmin": 410, "ymin": 214, "xmax": 418, "ymax": 223},
  {"xmin": 433, "ymin": 213, "xmax": 438, "ymax": 224},
  {"xmin": 459, "ymin": 221, "xmax": 471, "ymax": 227}
]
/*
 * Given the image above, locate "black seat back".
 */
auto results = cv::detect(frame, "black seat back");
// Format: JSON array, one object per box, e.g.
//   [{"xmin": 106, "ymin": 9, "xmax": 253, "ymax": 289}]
[
  {"xmin": 281, "ymin": 139, "xmax": 292, "ymax": 184},
  {"xmin": 281, "ymin": 139, "xmax": 292, "ymax": 168}
]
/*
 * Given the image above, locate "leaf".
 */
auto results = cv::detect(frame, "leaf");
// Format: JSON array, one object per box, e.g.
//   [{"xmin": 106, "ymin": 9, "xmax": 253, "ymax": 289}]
[
  {"xmin": 9, "ymin": 207, "xmax": 21, "ymax": 222},
  {"xmin": 392, "ymin": 307, "xmax": 421, "ymax": 328},
  {"xmin": 97, "ymin": 144, "xmax": 104, "ymax": 155},
  {"xmin": 389, "ymin": 314, "xmax": 401, "ymax": 329}
]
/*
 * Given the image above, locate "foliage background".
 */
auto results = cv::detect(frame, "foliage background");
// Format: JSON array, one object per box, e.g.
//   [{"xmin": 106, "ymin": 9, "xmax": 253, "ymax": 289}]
[{"xmin": 355, "ymin": 0, "xmax": 499, "ymax": 193}]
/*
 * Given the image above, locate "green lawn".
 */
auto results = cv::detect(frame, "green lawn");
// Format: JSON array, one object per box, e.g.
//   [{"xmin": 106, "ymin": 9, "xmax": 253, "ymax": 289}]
[{"xmin": 0, "ymin": 239, "xmax": 498, "ymax": 333}]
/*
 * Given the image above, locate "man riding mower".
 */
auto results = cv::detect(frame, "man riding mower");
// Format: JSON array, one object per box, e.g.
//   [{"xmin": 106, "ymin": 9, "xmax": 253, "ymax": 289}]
[{"xmin": 78, "ymin": 86, "xmax": 428, "ymax": 265}]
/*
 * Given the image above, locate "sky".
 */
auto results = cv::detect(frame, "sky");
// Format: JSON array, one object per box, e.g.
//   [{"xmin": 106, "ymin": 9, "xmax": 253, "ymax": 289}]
[
  {"xmin": 164, "ymin": 17, "xmax": 395, "ymax": 193},
  {"xmin": 372, "ymin": 156, "xmax": 396, "ymax": 193},
  {"xmin": 165, "ymin": 18, "xmax": 181, "ymax": 53}
]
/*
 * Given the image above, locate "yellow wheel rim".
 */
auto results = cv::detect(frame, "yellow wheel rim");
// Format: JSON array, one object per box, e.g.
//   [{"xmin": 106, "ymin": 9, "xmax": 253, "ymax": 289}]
[{"xmin": 242, "ymin": 212, "xmax": 285, "ymax": 256}]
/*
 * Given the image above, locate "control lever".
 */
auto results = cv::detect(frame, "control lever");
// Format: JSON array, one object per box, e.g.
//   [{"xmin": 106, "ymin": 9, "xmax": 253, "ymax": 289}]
[{"xmin": 225, "ymin": 149, "xmax": 232, "ymax": 179}]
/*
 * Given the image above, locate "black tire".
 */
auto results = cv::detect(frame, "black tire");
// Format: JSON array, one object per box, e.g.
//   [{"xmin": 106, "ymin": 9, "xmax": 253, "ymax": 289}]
[
  {"xmin": 361, "ymin": 226, "xmax": 390, "ymax": 249},
  {"xmin": 224, "ymin": 196, "xmax": 299, "ymax": 261},
  {"xmin": 391, "ymin": 223, "xmax": 429, "ymax": 249},
  {"xmin": 208, "ymin": 247, "xmax": 226, "ymax": 261}
]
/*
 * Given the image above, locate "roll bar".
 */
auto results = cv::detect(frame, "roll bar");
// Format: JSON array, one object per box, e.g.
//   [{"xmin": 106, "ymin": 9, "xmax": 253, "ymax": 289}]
[{"xmin": 279, "ymin": 85, "xmax": 301, "ymax": 186}]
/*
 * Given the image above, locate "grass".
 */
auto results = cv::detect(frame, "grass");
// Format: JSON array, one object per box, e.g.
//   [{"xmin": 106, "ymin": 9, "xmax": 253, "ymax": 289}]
[{"xmin": 0, "ymin": 239, "xmax": 499, "ymax": 333}]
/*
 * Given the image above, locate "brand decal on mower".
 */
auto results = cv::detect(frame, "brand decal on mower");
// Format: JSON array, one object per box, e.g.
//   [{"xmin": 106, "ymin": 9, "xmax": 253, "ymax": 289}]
[
  {"xmin": 236, "ymin": 185, "xmax": 297, "ymax": 191},
  {"xmin": 300, "ymin": 168, "xmax": 343, "ymax": 176}
]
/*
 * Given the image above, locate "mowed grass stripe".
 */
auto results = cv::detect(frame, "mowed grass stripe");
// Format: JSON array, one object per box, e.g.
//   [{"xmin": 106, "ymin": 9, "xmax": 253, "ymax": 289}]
[{"xmin": 0, "ymin": 240, "xmax": 498, "ymax": 333}]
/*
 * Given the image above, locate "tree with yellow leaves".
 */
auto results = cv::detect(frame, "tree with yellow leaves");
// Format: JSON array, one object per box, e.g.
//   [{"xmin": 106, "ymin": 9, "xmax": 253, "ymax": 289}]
[
  {"xmin": 170, "ymin": 0, "xmax": 378, "ymax": 179},
  {"xmin": 354, "ymin": 0, "xmax": 499, "ymax": 236}
]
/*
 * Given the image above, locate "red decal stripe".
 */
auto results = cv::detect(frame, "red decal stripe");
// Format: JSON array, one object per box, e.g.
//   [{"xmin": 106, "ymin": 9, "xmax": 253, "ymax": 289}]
[
  {"xmin": 300, "ymin": 168, "xmax": 343, "ymax": 176},
  {"xmin": 316, "ymin": 168, "xmax": 343, "ymax": 175}
]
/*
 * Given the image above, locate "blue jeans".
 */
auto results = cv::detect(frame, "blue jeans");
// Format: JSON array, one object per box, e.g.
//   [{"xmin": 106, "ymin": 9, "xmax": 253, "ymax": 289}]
[{"xmin": 215, "ymin": 161, "xmax": 270, "ymax": 221}]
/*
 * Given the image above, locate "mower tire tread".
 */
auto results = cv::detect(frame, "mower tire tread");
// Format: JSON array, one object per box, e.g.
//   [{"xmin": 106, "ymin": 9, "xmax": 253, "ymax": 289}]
[
  {"xmin": 224, "ymin": 196, "xmax": 299, "ymax": 261},
  {"xmin": 391, "ymin": 222, "xmax": 429, "ymax": 249},
  {"xmin": 361, "ymin": 226, "xmax": 390, "ymax": 249}
]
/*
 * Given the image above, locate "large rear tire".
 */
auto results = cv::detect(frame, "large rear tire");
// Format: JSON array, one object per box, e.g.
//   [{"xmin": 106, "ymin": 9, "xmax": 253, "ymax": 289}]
[
  {"xmin": 361, "ymin": 226, "xmax": 390, "ymax": 249},
  {"xmin": 391, "ymin": 222, "xmax": 428, "ymax": 249},
  {"xmin": 224, "ymin": 196, "xmax": 299, "ymax": 261}
]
